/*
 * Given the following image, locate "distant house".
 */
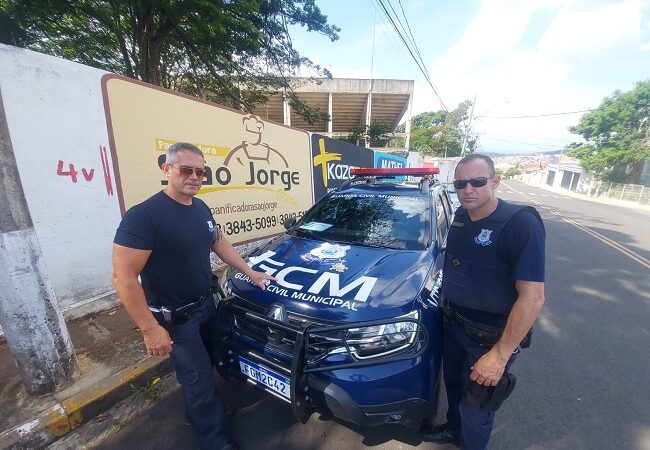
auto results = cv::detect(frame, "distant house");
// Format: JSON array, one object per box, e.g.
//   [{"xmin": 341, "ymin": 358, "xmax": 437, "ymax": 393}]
[{"xmin": 545, "ymin": 154, "xmax": 592, "ymax": 193}]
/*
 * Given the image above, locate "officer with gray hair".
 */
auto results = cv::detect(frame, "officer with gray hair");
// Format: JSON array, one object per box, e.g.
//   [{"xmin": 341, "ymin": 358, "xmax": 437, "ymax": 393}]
[{"xmin": 113, "ymin": 142, "xmax": 275, "ymax": 450}]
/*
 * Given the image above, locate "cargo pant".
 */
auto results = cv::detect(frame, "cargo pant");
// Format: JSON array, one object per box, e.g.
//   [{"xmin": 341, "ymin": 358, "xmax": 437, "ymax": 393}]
[
  {"xmin": 443, "ymin": 322, "xmax": 517, "ymax": 450},
  {"xmin": 169, "ymin": 299, "xmax": 228, "ymax": 450}
]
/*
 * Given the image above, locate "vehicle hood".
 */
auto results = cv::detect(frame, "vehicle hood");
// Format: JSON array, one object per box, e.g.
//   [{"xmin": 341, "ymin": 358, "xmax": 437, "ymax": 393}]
[{"xmin": 228, "ymin": 234, "xmax": 433, "ymax": 322}]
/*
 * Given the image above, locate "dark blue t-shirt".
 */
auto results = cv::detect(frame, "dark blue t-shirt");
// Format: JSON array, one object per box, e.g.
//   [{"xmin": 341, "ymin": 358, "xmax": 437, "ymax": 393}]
[
  {"xmin": 452, "ymin": 200, "xmax": 545, "ymax": 327},
  {"xmin": 114, "ymin": 191, "xmax": 218, "ymax": 308}
]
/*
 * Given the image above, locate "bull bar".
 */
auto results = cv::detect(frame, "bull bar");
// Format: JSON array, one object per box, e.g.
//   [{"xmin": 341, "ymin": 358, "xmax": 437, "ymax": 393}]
[{"xmin": 216, "ymin": 296, "xmax": 429, "ymax": 424}]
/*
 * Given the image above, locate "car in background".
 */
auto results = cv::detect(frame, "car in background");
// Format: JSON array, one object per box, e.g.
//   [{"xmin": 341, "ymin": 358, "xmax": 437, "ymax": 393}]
[
  {"xmin": 215, "ymin": 168, "xmax": 454, "ymax": 428},
  {"xmin": 443, "ymin": 182, "xmax": 461, "ymax": 212}
]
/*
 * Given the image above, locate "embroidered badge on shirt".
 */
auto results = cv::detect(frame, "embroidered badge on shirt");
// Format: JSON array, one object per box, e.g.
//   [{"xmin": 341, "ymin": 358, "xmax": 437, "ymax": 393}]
[
  {"xmin": 474, "ymin": 229, "xmax": 493, "ymax": 246},
  {"xmin": 207, "ymin": 220, "xmax": 215, "ymax": 232}
]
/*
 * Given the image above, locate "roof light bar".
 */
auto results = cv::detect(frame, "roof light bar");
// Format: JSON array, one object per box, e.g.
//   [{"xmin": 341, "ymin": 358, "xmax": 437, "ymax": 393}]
[{"xmin": 350, "ymin": 167, "xmax": 440, "ymax": 177}]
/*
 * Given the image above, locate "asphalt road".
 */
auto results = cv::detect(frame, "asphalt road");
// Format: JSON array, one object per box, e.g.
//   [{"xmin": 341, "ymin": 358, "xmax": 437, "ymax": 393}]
[{"xmin": 92, "ymin": 181, "xmax": 650, "ymax": 450}]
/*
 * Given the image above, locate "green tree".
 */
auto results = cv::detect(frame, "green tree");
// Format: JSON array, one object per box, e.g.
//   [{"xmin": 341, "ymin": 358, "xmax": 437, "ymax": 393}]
[
  {"xmin": 1, "ymin": 0, "xmax": 339, "ymax": 123},
  {"xmin": 408, "ymin": 100, "xmax": 475, "ymax": 156},
  {"xmin": 503, "ymin": 167, "xmax": 522, "ymax": 178},
  {"xmin": 339, "ymin": 121, "xmax": 390, "ymax": 147},
  {"xmin": 568, "ymin": 80, "xmax": 650, "ymax": 182}
]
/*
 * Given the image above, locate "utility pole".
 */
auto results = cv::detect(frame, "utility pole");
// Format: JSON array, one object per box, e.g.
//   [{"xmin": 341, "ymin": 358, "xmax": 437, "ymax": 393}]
[
  {"xmin": 0, "ymin": 87, "xmax": 78, "ymax": 395},
  {"xmin": 461, "ymin": 94, "xmax": 477, "ymax": 157}
]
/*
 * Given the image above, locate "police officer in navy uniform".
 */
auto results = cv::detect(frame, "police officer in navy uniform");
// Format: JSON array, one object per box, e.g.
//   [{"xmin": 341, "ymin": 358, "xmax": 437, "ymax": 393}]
[
  {"xmin": 422, "ymin": 154, "xmax": 545, "ymax": 449},
  {"xmin": 112, "ymin": 143, "xmax": 274, "ymax": 450}
]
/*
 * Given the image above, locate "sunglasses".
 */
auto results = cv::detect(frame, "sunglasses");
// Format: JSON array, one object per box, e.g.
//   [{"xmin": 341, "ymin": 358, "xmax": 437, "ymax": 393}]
[
  {"xmin": 172, "ymin": 165, "xmax": 206, "ymax": 179},
  {"xmin": 453, "ymin": 176, "xmax": 489, "ymax": 190}
]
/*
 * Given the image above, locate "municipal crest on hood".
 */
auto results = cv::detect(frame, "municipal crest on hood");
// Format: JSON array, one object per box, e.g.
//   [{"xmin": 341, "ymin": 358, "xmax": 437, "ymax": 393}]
[
  {"xmin": 303, "ymin": 242, "xmax": 351, "ymax": 261},
  {"xmin": 474, "ymin": 229, "xmax": 493, "ymax": 246}
]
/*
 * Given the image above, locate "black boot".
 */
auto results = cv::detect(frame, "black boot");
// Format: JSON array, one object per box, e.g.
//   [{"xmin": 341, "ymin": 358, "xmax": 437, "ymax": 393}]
[{"xmin": 421, "ymin": 422, "xmax": 459, "ymax": 445}]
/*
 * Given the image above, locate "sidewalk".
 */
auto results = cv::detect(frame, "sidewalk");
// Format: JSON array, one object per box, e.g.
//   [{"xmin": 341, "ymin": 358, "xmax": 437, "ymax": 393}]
[
  {"xmin": 512, "ymin": 179, "xmax": 650, "ymax": 213},
  {"xmin": 0, "ymin": 304, "xmax": 174, "ymax": 449}
]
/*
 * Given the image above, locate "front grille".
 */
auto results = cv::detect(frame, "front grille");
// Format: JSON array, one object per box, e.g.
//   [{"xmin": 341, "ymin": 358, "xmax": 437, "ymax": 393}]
[{"xmin": 231, "ymin": 297, "xmax": 346, "ymax": 362}]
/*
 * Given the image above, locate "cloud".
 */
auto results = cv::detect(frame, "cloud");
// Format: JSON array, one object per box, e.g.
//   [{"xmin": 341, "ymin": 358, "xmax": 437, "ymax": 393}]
[
  {"xmin": 434, "ymin": 0, "xmax": 562, "ymax": 77},
  {"xmin": 538, "ymin": 0, "xmax": 645, "ymax": 58},
  {"xmin": 412, "ymin": 0, "xmax": 648, "ymax": 153}
]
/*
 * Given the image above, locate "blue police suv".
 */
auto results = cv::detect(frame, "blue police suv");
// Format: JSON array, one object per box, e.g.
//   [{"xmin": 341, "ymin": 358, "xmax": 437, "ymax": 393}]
[{"xmin": 216, "ymin": 168, "xmax": 454, "ymax": 427}]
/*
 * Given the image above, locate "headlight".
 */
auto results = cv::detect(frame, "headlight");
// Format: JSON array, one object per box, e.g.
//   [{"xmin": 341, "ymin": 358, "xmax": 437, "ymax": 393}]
[{"xmin": 345, "ymin": 310, "xmax": 420, "ymax": 360}]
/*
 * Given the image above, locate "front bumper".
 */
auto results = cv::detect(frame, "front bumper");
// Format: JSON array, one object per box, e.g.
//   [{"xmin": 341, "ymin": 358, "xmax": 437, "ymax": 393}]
[{"xmin": 214, "ymin": 297, "xmax": 438, "ymax": 426}]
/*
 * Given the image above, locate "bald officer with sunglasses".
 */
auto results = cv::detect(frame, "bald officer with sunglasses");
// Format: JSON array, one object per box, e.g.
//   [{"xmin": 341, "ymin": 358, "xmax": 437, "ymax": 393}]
[
  {"xmin": 112, "ymin": 142, "xmax": 274, "ymax": 450},
  {"xmin": 422, "ymin": 154, "xmax": 545, "ymax": 450}
]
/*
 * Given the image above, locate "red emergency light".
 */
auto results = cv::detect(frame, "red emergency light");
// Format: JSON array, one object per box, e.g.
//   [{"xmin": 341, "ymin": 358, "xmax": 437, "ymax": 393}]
[{"xmin": 350, "ymin": 167, "xmax": 440, "ymax": 176}]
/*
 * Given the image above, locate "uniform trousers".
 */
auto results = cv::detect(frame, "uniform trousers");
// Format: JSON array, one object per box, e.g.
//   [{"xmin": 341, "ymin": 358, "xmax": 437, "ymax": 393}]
[
  {"xmin": 169, "ymin": 298, "xmax": 228, "ymax": 450},
  {"xmin": 443, "ymin": 321, "xmax": 517, "ymax": 450}
]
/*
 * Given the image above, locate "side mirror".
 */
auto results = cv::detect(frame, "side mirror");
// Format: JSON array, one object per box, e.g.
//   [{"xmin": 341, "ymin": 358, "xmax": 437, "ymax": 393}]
[{"xmin": 284, "ymin": 216, "xmax": 297, "ymax": 230}]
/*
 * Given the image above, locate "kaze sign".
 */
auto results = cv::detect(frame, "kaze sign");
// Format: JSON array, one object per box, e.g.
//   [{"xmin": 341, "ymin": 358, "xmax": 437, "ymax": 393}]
[
  {"xmin": 102, "ymin": 75, "xmax": 313, "ymax": 244},
  {"xmin": 310, "ymin": 134, "xmax": 375, "ymax": 201}
]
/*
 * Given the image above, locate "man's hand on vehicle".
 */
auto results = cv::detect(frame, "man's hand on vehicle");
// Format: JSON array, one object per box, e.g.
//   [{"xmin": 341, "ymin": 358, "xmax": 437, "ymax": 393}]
[
  {"xmin": 143, "ymin": 323, "xmax": 174, "ymax": 356},
  {"xmin": 248, "ymin": 270, "xmax": 277, "ymax": 290},
  {"xmin": 470, "ymin": 347, "xmax": 509, "ymax": 386}
]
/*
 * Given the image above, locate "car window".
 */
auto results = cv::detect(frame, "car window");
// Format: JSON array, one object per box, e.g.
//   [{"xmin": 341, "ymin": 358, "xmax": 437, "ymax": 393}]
[
  {"xmin": 435, "ymin": 195, "xmax": 449, "ymax": 244},
  {"xmin": 292, "ymin": 193, "xmax": 430, "ymax": 250}
]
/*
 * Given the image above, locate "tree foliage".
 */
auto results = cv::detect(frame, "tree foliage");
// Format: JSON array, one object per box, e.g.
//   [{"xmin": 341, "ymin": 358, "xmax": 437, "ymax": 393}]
[
  {"xmin": 1, "ymin": 0, "xmax": 339, "ymax": 123},
  {"xmin": 568, "ymin": 80, "xmax": 650, "ymax": 182},
  {"xmin": 339, "ymin": 121, "xmax": 390, "ymax": 147},
  {"xmin": 408, "ymin": 100, "xmax": 475, "ymax": 156}
]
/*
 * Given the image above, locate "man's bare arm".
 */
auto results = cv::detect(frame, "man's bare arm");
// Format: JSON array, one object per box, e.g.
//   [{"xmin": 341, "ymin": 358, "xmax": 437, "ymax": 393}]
[
  {"xmin": 495, "ymin": 280, "xmax": 545, "ymax": 357},
  {"xmin": 112, "ymin": 244, "xmax": 172, "ymax": 356},
  {"xmin": 470, "ymin": 280, "xmax": 545, "ymax": 386}
]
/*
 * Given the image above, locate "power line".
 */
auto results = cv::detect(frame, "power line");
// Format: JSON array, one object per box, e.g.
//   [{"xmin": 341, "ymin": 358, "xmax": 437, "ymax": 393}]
[
  {"xmin": 373, "ymin": 0, "xmax": 448, "ymax": 111},
  {"xmin": 481, "ymin": 109, "xmax": 595, "ymax": 119},
  {"xmin": 361, "ymin": 0, "xmax": 422, "ymax": 83},
  {"xmin": 397, "ymin": 0, "xmax": 427, "ymax": 75}
]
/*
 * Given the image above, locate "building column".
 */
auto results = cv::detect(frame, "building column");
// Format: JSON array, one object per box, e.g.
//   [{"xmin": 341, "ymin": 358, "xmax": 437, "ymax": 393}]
[
  {"xmin": 0, "ymin": 87, "xmax": 78, "ymax": 395},
  {"xmin": 283, "ymin": 91, "xmax": 291, "ymax": 127},
  {"xmin": 365, "ymin": 91, "xmax": 372, "ymax": 148},
  {"xmin": 404, "ymin": 93, "xmax": 413, "ymax": 150},
  {"xmin": 327, "ymin": 92, "xmax": 333, "ymax": 138}
]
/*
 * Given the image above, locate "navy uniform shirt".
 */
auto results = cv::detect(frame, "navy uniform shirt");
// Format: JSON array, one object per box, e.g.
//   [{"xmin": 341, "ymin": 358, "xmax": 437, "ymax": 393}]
[
  {"xmin": 114, "ymin": 191, "xmax": 218, "ymax": 308},
  {"xmin": 451, "ymin": 199, "xmax": 545, "ymax": 327}
]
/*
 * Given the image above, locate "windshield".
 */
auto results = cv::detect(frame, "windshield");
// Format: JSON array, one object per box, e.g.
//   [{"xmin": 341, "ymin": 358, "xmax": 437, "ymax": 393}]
[{"xmin": 291, "ymin": 193, "xmax": 430, "ymax": 250}]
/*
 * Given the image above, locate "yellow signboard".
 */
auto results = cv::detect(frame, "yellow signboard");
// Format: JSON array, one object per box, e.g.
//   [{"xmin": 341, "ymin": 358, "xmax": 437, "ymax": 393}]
[{"xmin": 102, "ymin": 75, "xmax": 313, "ymax": 244}]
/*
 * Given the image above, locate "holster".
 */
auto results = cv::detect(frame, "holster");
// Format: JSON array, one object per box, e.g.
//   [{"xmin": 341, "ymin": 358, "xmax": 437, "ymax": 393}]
[
  {"xmin": 149, "ymin": 288, "xmax": 213, "ymax": 328},
  {"xmin": 465, "ymin": 372, "xmax": 517, "ymax": 412}
]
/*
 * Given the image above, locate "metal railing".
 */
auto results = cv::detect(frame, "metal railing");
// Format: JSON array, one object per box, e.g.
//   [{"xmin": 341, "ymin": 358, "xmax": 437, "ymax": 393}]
[{"xmin": 589, "ymin": 181, "xmax": 650, "ymax": 205}]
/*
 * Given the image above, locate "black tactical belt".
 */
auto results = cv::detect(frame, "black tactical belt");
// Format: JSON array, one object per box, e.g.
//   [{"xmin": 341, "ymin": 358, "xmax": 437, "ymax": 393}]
[
  {"xmin": 149, "ymin": 289, "xmax": 212, "ymax": 326},
  {"xmin": 440, "ymin": 306, "xmax": 532, "ymax": 348}
]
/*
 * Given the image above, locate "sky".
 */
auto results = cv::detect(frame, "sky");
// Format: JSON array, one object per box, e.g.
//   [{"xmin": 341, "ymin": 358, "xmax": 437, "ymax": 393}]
[{"xmin": 290, "ymin": 0, "xmax": 650, "ymax": 154}]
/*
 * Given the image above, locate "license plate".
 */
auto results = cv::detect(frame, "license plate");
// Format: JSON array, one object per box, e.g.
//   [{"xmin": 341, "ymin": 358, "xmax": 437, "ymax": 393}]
[{"xmin": 238, "ymin": 356, "xmax": 290, "ymax": 399}]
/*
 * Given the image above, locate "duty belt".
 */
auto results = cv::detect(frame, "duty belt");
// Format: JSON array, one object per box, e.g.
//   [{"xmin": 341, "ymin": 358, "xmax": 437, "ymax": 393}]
[
  {"xmin": 440, "ymin": 306, "xmax": 532, "ymax": 348},
  {"xmin": 149, "ymin": 289, "xmax": 212, "ymax": 327}
]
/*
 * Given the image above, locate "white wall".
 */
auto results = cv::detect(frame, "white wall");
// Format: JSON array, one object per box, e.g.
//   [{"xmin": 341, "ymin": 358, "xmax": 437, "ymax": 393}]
[{"xmin": 0, "ymin": 45, "xmax": 121, "ymax": 316}]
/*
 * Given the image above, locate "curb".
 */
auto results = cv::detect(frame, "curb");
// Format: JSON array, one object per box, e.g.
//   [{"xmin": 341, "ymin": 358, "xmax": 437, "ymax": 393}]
[{"xmin": 0, "ymin": 356, "xmax": 173, "ymax": 450}]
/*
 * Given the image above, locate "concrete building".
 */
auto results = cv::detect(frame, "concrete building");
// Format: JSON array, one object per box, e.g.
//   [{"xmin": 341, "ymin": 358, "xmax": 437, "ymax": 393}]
[
  {"xmin": 545, "ymin": 154, "xmax": 592, "ymax": 194},
  {"xmin": 251, "ymin": 78, "xmax": 414, "ymax": 148}
]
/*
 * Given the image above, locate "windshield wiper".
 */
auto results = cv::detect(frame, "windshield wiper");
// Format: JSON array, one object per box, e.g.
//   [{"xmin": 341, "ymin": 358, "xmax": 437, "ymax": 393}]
[
  {"xmin": 294, "ymin": 228, "xmax": 327, "ymax": 241},
  {"xmin": 360, "ymin": 241, "xmax": 397, "ymax": 249}
]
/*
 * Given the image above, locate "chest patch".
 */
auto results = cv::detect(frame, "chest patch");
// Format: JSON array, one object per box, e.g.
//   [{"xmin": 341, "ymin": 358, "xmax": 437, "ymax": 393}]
[{"xmin": 474, "ymin": 229, "xmax": 493, "ymax": 246}]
